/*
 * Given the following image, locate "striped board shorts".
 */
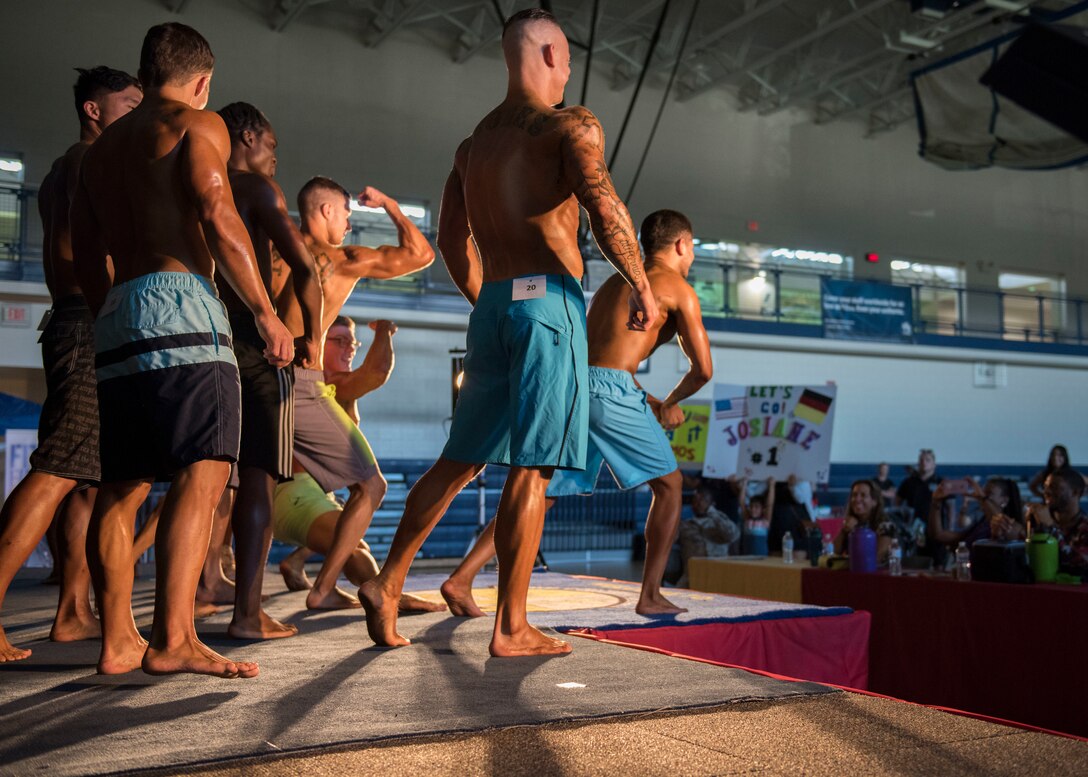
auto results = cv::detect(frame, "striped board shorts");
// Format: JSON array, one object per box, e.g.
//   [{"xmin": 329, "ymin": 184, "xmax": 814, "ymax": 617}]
[
  {"xmin": 30, "ymin": 294, "xmax": 101, "ymax": 484},
  {"xmin": 229, "ymin": 312, "xmax": 294, "ymax": 482},
  {"xmin": 94, "ymin": 272, "xmax": 241, "ymax": 483}
]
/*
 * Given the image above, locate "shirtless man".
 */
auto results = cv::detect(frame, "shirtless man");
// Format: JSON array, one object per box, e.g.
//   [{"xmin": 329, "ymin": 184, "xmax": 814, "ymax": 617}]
[
  {"xmin": 276, "ymin": 177, "xmax": 433, "ymax": 610},
  {"xmin": 360, "ymin": 8, "xmax": 658, "ymax": 656},
  {"xmin": 70, "ymin": 22, "xmax": 293, "ymax": 678},
  {"xmin": 215, "ymin": 101, "xmax": 323, "ymax": 640},
  {"xmin": 273, "ymin": 316, "xmax": 444, "ymax": 615},
  {"xmin": 442, "ymin": 209, "xmax": 712, "ymax": 617},
  {"xmin": 0, "ymin": 66, "xmax": 141, "ymax": 663}
]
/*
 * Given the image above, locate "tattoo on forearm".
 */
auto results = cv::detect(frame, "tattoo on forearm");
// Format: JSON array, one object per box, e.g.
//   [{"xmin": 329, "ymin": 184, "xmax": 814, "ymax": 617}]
[{"xmin": 561, "ymin": 110, "xmax": 643, "ymax": 285}]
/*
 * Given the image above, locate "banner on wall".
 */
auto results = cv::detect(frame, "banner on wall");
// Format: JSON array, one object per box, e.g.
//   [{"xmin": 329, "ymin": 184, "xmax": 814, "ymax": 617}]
[
  {"xmin": 664, "ymin": 404, "xmax": 709, "ymax": 469},
  {"xmin": 702, "ymin": 384, "xmax": 837, "ymax": 484},
  {"xmin": 821, "ymin": 278, "xmax": 913, "ymax": 342}
]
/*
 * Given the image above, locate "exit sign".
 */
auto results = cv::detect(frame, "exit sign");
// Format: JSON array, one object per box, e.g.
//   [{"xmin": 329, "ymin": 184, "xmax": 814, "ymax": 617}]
[{"xmin": 1, "ymin": 303, "xmax": 31, "ymax": 327}]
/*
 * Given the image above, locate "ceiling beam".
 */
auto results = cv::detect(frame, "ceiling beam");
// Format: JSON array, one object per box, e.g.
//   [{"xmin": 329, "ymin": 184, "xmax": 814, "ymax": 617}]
[
  {"xmin": 679, "ymin": 0, "xmax": 899, "ymax": 101},
  {"xmin": 814, "ymin": 83, "xmax": 911, "ymax": 124},
  {"xmin": 363, "ymin": 0, "xmax": 429, "ymax": 47},
  {"xmin": 272, "ymin": 0, "xmax": 333, "ymax": 33}
]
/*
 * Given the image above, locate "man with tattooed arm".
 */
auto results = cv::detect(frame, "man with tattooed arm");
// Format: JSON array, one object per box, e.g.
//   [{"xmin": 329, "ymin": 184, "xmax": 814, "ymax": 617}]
[{"xmin": 360, "ymin": 8, "xmax": 658, "ymax": 657}]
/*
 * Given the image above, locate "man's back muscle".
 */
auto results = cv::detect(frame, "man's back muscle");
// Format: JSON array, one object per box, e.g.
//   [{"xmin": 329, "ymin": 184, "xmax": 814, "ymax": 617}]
[
  {"xmin": 462, "ymin": 102, "xmax": 587, "ymax": 281},
  {"xmin": 220, "ymin": 170, "xmax": 276, "ymax": 314},
  {"xmin": 587, "ymin": 267, "xmax": 694, "ymax": 371},
  {"xmin": 79, "ymin": 100, "xmax": 222, "ymax": 282}
]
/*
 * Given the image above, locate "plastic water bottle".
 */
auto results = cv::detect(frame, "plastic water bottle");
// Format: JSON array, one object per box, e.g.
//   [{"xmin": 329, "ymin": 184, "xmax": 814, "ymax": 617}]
[
  {"xmin": 823, "ymin": 533, "xmax": 835, "ymax": 558},
  {"xmin": 955, "ymin": 541, "xmax": 971, "ymax": 581},
  {"xmin": 782, "ymin": 532, "xmax": 794, "ymax": 564},
  {"xmin": 888, "ymin": 539, "xmax": 902, "ymax": 577}
]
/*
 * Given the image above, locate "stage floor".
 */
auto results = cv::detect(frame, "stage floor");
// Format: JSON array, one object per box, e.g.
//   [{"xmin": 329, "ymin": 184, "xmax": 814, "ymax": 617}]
[{"xmin": 2, "ymin": 569, "xmax": 1086, "ymax": 776}]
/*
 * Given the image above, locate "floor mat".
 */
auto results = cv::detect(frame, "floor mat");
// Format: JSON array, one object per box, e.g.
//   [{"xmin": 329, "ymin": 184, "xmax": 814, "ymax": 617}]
[
  {"xmin": 404, "ymin": 571, "xmax": 854, "ymax": 631},
  {"xmin": 0, "ymin": 579, "xmax": 836, "ymax": 776}
]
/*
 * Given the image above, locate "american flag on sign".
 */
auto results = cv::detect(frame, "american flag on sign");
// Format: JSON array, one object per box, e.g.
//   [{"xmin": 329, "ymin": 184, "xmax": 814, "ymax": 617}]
[{"xmin": 714, "ymin": 395, "xmax": 747, "ymax": 420}]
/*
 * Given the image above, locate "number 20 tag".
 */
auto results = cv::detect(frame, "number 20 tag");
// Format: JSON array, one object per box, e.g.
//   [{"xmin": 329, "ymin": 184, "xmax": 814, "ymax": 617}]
[{"xmin": 513, "ymin": 276, "xmax": 546, "ymax": 301}]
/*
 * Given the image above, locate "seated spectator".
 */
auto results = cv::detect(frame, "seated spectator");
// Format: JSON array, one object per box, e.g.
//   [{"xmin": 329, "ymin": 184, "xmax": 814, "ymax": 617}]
[
  {"xmin": 875, "ymin": 462, "xmax": 896, "ymax": 502},
  {"xmin": 768, "ymin": 475, "xmax": 814, "ymax": 553},
  {"xmin": 928, "ymin": 477, "xmax": 1024, "ymax": 548},
  {"xmin": 682, "ymin": 473, "xmax": 740, "ymax": 521},
  {"xmin": 1029, "ymin": 445, "xmax": 1088, "ymax": 498},
  {"xmin": 1026, "ymin": 467, "xmax": 1088, "ymax": 579},
  {"xmin": 677, "ymin": 486, "xmax": 741, "ymax": 587},
  {"xmin": 833, "ymin": 479, "xmax": 892, "ymax": 561}
]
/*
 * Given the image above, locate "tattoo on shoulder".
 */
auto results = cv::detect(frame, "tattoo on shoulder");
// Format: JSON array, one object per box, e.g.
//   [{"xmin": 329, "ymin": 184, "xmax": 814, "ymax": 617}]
[
  {"xmin": 313, "ymin": 251, "xmax": 333, "ymax": 284},
  {"xmin": 517, "ymin": 107, "xmax": 548, "ymax": 136},
  {"xmin": 271, "ymin": 247, "xmax": 285, "ymax": 277}
]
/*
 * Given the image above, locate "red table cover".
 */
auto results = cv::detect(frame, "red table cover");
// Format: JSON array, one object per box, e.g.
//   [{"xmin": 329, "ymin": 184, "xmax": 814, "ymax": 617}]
[
  {"xmin": 801, "ymin": 568, "xmax": 1088, "ymax": 737},
  {"xmin": 578, "ymin": 611, "xmax": 870, "ymax": 690}
]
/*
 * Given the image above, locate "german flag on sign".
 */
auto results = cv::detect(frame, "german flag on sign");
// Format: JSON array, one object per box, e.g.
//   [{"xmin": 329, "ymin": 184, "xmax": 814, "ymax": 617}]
[{"xmin": 793, "ymin": 389, "xmax": 833, "ymax": 425}]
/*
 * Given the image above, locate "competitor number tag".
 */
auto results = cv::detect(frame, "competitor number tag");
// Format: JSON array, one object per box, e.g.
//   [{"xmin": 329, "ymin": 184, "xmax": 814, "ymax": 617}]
[{"xmin": 512, "ymin": 276, "xmax": 546, "ymax": 301}]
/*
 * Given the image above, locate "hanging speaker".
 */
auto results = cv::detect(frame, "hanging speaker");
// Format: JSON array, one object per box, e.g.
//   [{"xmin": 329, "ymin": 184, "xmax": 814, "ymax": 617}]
[{"xmin": 980, "ymin": 22, "xmax": 1088, "ymax": 143}]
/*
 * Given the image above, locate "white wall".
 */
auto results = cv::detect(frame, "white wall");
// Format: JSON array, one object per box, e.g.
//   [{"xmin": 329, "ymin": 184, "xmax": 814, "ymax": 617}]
[
  {"xmin": 3, "ymin": 0, "xmax": 1087, "ymax": 294},
  {"xmin": 341, "ymin": 302, "xmax": 1088, "ymax": 467}
]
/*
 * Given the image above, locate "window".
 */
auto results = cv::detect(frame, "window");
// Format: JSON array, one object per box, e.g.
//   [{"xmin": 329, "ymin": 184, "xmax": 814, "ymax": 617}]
[
  {"xmin": 890, "ymin": 259, "xmax": 964, "ymax": 335},
  {"xmin": 999, "ymin": 272, "xmax": 1066, "ymax": 341},
  {"xmin": 345, "ymin": 198, "xmax": 434, "ymax": 293},
  {"xmin": 0, "ymin": 152, "xmax": 24, "ymax": 184}
]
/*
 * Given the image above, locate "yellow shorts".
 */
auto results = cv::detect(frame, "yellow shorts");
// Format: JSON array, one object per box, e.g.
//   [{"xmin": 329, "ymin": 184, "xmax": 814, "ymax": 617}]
[{"xmin": 272, "ymin": 472, "xmax": 341, "ymax": 548}]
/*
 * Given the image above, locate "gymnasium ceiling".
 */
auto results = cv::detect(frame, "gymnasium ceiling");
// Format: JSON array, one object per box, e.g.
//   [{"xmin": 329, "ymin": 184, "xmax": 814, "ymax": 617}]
[{"xmin": 176, "ymin": 0, "xmax": 1085, "ymax": 136}]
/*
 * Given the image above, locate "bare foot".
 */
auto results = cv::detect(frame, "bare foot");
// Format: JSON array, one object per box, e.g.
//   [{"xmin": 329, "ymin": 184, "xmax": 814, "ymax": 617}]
[
  {"xmin": 440, "ymin": 578, "xmax": 485, "ymax": 618},
  {"xmin": 280, "ymin": 555, "xmax": 313, "ymax": 592},
  {"xmin": 0, "ymin": 630, "xmax": 32, "ymax": 662},
  {"xmin": 50, "ymin": 613, "xmax": 102, "ymax": 642},
  {"xmin": 195, "ymin": 576, "xmax": 235, "ymax": 605},
  {"xmin": 490, "ymin": 624, "xmax": 572, "ymax": 657},
  {"xmin": 143, "ymin": 639, "xmax": 258, "ymax": 678},
  {"xmin": 98, "ymin": 635, "xmax": 149, "ymax": 675},
  {"xmin": 227, "ymin": 610, "xmax": 298, "ymax": 640},
  {"xmin": 306, "ymin": 586, "xmax": 361, "ymax": 610},
  {"xmin": 194, "ymin": 601, "xmax": 221, "ymax": 620},
  {"xmin": 635, "ymin": 594, "xmax": 688, "ymax": 616},
  {"xmin": 399, "ymin": 592, "xmax": 448, "ymax": 614},
  {"xmin": 358, "ymin": 579, "xmax": 409, "ymax": 647}
]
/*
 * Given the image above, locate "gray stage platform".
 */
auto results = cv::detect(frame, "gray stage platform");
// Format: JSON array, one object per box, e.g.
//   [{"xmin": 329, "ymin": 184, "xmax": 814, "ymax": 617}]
[{"xmin": 0, "ymin": 573, "xmax": 837, "ymax": 776}]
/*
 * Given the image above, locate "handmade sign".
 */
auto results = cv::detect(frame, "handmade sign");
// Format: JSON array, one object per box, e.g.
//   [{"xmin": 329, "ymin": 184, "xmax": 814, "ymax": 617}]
[{"xmin": 702, "ymin": 384, "xmax": 837, "ymax": 483}]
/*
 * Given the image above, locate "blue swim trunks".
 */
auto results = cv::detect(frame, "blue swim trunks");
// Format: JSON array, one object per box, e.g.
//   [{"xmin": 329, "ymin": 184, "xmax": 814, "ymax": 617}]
[
  {"xmin": 547, "ymin": 366, "xmax": 677, "ymax": 496},
  {"xmin": 94, "ymin": 272, "xmax": 241, "ymax": 482},
  {"xmin": 444, "ymin": 274, "xmax": 588, "ymax": 470}
]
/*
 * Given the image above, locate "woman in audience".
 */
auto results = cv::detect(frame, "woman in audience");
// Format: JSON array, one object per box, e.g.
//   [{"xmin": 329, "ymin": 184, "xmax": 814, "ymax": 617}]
[
  {"xmin": 833, "ymin": 479, "xmax": 892, "ymax": 559},
  {"xmin": 929, "ymin": 477, "xmax": 1024, "ymax": 546},
  {"xmin": 1028, "ymin": 445, "xmax": 1088, "ymax": 498}
]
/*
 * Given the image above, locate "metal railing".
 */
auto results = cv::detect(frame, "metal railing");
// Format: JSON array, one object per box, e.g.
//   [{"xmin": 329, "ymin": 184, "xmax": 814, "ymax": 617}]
[{"xmin": 3, "ymin": 182, "xmax": 1083, "ymax": 347}]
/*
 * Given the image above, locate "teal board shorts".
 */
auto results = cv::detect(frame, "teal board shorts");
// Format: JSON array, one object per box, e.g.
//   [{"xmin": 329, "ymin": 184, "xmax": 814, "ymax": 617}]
[
  {"xmin": 94, "ymin": 272, "xmax": 240, "ymax": 483},
  {"xmin": 547, "ymin": 366, "xmax": 677, "ymax": 496},
  {"xmin": 444, "ymin": 274, "xmax": 588, "ymax": 470}
]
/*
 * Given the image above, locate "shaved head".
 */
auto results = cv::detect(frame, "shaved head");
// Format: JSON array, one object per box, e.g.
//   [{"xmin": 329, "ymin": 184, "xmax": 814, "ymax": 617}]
[
  {"xmin": 298, "ymin": 175, "xmax": 350, "ymax": 216},
  {"xmin": 502, "ymin": 8, "xmax": 566, "ymax": 63}
]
